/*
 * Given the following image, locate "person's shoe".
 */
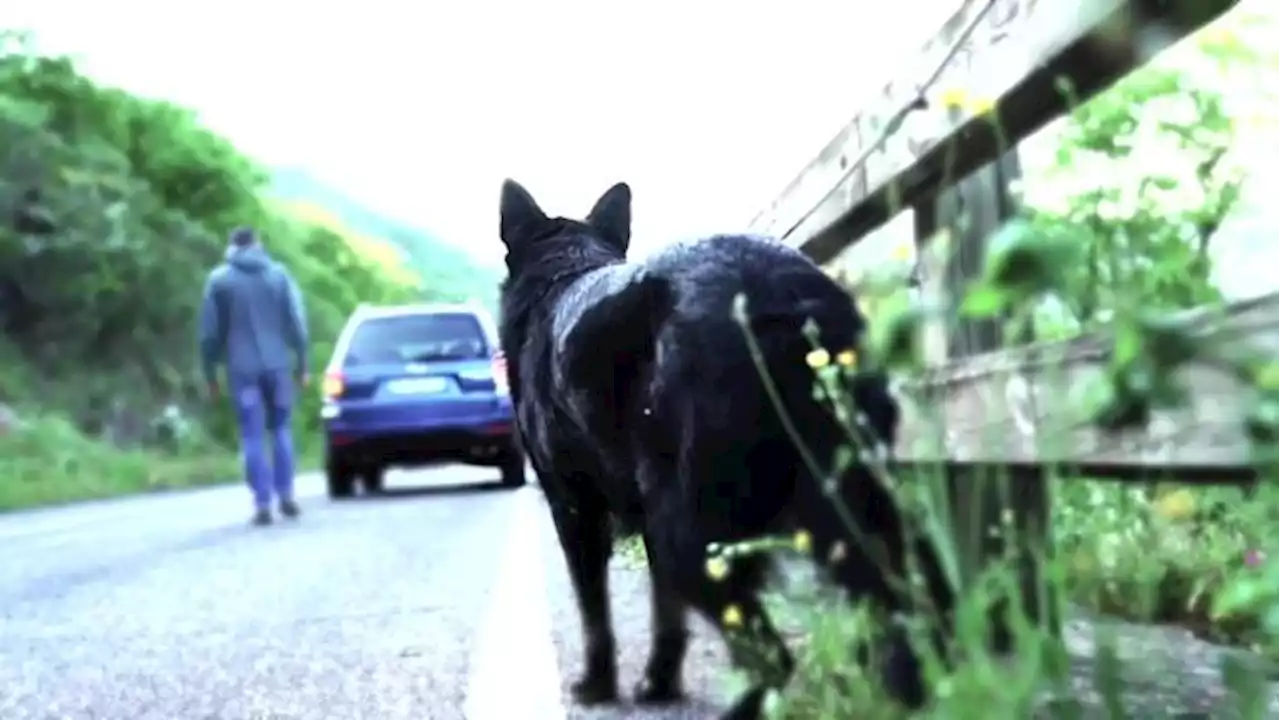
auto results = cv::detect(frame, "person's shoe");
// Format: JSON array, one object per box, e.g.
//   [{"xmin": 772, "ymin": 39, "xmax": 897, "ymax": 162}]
[
  {"xmin": 279, "ymin": 499, "xmax": 301, "ymax": 520},
  {"xmin": 251, "ymin": 508, "xmax": 273, "ymax": 526}
]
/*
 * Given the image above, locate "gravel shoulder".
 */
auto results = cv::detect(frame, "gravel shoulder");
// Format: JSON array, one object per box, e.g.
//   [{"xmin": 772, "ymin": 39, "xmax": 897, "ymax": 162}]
[
  {"xmin": 1041, "ymin": 610, "xmax": 1279, "ymax": 719},
  {"xmin": 556, "ymin": 553, "xmax": 1279, "ymax": 720}
]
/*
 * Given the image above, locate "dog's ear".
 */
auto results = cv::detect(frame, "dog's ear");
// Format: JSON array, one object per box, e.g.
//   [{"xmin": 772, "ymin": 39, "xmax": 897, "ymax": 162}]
[
  {"xmin": 500, "ymin": 179, "xmax": 550, "ymax": 250},
  {"xmin": 586, "ymin": 182, "xmax": 632, "ymax": 253}
]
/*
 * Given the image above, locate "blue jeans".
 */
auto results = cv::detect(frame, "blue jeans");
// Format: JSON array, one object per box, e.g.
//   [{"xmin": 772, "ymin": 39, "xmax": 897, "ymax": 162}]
[{"xmin": 230, "ymin": 369, "xmax": 296, "ymax": 510}]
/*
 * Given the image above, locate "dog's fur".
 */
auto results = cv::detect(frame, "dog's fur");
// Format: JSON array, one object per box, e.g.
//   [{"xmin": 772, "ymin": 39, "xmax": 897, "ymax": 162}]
[{"xmin": 496, "ymin": 179, "xmax": 953, "ymax": 719}]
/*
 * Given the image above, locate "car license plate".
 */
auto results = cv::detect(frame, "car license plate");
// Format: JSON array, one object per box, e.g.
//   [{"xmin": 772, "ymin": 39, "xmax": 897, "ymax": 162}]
[{"xmin": 386, "ymin": 377, "xmax": 450, "ymax": 395}]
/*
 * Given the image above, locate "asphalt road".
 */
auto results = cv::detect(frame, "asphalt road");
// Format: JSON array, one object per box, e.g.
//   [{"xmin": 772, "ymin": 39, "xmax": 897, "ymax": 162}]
[{"xmin": 0, "ymin": 468, "xmax": 733, "ymax": 720}]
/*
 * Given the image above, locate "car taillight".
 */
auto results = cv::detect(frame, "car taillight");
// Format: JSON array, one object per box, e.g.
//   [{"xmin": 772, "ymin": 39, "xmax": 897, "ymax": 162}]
[
  {"xmin": 321, "ymin": 372, "xmax": 345, "ymax": 400},
  {"xmin": 491, "ymin": 352, "xmax": 509, "ymax": 396}
]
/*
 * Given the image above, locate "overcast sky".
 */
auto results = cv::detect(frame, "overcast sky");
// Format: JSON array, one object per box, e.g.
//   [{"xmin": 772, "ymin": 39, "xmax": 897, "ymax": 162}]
[{"xmin": 7, "ymin": 0, "xmax": 954, "ymax": 264}]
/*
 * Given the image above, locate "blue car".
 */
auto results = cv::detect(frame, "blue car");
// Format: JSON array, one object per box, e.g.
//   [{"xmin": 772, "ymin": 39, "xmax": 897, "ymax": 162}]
[{"xmin": 319, "ymin": 302, "xmax": 526, "ymax": 498}]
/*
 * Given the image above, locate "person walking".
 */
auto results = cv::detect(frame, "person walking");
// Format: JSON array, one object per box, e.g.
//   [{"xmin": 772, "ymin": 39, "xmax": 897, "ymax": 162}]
[{"xmin": 200, "ymin": 227, "xmax": 311, "ymax": 526}]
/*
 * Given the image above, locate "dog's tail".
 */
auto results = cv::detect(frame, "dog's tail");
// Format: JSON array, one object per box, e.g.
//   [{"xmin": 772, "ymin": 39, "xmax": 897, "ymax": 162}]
[
  {"xmin": 562, "ymin": 270, "xmax": 674, "ymax": 428},
  {"xmin": 560, "ymin": 271, "xmax": 673, "ymax": 531},
  {"xmin": 562, "ymin": 271, "xmax": 672, "ymax": 381}
]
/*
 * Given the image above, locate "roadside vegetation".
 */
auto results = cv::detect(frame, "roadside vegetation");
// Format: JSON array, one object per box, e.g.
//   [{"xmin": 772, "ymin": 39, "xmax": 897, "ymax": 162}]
[
  {"xmin": 773, "ymin": 10, "xmax": 1278, "ymax": 719},
  {"xmin": 622, "ymin": 7, "xmax": 1278, "ymax": 718},
  {"xmin": 0, "ymin": 31, "xmax": 499, "ymax": 511}
]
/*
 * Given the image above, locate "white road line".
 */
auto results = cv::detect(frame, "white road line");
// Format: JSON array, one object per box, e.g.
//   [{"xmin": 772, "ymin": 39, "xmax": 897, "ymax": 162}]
[{"xmin": 464, "ymin": 487, "xmax": 567, "ymax": 720}]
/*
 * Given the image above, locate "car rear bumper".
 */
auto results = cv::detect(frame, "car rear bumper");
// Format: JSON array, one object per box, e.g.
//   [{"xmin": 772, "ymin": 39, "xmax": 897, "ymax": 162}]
[{"xmin": 323, "ymin": 406, "xmax": 519, "ymax": 468}]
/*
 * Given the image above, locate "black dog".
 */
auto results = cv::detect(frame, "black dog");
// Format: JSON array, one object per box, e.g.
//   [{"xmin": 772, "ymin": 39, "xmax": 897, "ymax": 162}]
[{"xmin": 496, "ymin": 179, "xmax": 952, "ymax": 719}]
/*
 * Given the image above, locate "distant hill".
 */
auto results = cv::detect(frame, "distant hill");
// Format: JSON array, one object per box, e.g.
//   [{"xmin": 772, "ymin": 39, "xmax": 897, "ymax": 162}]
[{"xmin": 270, "ymin": 167, "xmax": 501, "ymax": 309}]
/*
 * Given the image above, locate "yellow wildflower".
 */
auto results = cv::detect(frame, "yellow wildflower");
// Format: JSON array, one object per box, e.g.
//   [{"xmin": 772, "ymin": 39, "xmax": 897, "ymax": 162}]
[
  {"xmin": 793, "ymin": 529, "xmax": 813, "ymax": 554},
  {"xmin": 1256, "ymin": 361, "xmax": 1278, "ymax": 391},
  {"xmin": 937, "ymin": 87, "xmax": 995, "ymax": 117},
  {"xmin": 1152, "ymin": 488, "xmax": 1197, "ymax": 522},
  {"xmin": 805, "ymin": 348, "xmax": 831, "ymax": 369},
  {"xmin": 1198, "ymin": 25, "xmax": 1238, "ymax": 47},
  {"xmin": 706, "ymin": 556, "xmax": 731, "ymax": 581},
  {"xmin": 803, "ymin": 348, "xmax": 834, "ymax": 368},
  {"xmin": 939, "ymin": 87, "xmax": 968, "ymax": 110},
  {"xmin": 967, "ymin": 95, "xmax": 996, "ymax": 117},
  {"xmin": 835, "ymin": 349, "xmax": 858, "ymax": 368},
  {"xmin": 890, "ymin": 242, "xmax": 914, "ymax": 262},
  {"xmin": 722, "ymin": 604, "xmax": 744, "ymax": 628}
]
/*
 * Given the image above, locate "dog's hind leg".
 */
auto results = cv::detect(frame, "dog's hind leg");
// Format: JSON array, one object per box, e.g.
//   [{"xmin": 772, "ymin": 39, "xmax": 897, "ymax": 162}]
[
  {"xmin": 789, "ymin": 467, "xmax": 951, "ymax": 711},
  {"xmin": 689, "ymin": 564, "xmax": 794, "ymax": 720},
  {"xmin": 633, "ymin": 528, "xmax": 689, "ymax": 704},
  {"xmin": 546, "ymin": 487, "xmax": 620, "ymax": 705}
]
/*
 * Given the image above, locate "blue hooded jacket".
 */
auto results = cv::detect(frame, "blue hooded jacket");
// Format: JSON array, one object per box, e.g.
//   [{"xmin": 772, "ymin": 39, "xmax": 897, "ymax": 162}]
[{"xmin": 199, "ymin": 239, "xmax": 309, "ymax": 384}]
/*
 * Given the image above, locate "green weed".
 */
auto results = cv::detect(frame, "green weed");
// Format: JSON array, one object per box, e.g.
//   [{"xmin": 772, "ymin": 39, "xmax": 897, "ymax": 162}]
[{"xmin": 0, "ymin": 412, "xmax": 240, "ymax": 511}]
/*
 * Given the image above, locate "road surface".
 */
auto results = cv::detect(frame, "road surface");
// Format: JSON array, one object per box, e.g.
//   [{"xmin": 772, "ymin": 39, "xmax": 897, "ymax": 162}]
[{"xmin": 0, "ymin": 468, "xmax": 734, "ymax": 720}]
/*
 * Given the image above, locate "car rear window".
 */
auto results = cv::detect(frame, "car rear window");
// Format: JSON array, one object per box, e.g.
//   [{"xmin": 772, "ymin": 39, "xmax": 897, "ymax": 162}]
[{"xmin": 343, "ymin": 313, "xmax": 489, "ymax": 366}]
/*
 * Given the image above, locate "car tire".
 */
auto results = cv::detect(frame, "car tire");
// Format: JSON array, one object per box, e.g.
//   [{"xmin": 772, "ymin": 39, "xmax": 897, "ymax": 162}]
[
  {"xmin": 500, "ymin": 453, "xmax": 527, "ymax": 489},
  {"xmin": 361, "ymin": 466, "xmax": 386, "ymax": 495},
  {"xmin": 326, "ymin": 459, "xmax": 356, "ymax": 500}
]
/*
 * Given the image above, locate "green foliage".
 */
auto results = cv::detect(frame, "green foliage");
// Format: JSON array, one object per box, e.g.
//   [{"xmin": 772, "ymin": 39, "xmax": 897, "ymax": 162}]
[
  {"xmin": 0, "ymin": 42, "xmax": 374, "ymax": 432},
  {"xmin": 1057, "ymin": 480, "xmax": 1278, "ymax": 651},
  {"xmin": 0, "ymin": 412, "xmax": 239, "ymax": 511},
  {"xmin": 1022, "ymin": 29, "xmax": 1256, "ymax": 337}
]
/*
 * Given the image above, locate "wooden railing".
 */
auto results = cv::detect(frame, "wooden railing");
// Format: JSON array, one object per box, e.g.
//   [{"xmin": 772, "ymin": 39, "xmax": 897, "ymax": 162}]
[{"xmin": 746, "ymin": 0, "xmax": 1273, "ymax": 641}]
